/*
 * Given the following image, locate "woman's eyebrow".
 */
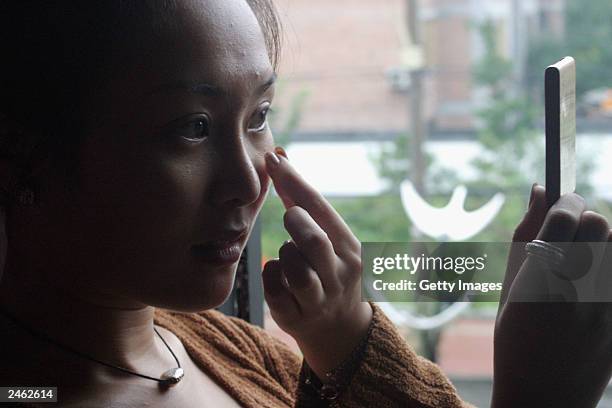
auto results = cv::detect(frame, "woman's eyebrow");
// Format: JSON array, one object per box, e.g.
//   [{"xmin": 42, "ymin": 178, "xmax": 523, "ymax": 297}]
[
  {"xmin": 148, "ymin": 73, "xmax": 277, "ymax": 97},
  {"xmin": 257, "ymin": 72, "xmax": 277, "ymax": 94}
]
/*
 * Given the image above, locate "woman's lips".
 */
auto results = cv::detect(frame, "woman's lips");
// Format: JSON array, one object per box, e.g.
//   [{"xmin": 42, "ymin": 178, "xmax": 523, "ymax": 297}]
[{"xmin": 191, "ymin": 235, "xmax": 245, "ymax": 266}]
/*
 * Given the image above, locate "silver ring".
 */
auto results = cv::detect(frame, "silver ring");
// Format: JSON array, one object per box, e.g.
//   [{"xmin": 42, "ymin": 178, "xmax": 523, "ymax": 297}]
[
  {"xmin": 525, "ymin": 240, "xmax": 567, "ymax": 274},
  {"xmin": 532, "ymin": 239, "xmax": 567, "ymax": 256}
]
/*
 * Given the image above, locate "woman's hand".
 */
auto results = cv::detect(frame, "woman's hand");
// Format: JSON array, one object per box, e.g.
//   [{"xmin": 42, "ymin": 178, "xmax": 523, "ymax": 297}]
[
  {"xmin": 262, "ymin": 149, "xmax": 372, "ymax": 380},
  {"xmin": 493, "ymin": 184, "xmax": 612, "ymax": 407}
]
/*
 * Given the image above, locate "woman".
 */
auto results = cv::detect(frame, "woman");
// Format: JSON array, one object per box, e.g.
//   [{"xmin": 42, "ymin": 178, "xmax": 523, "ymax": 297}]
[{"xmin": 0, "ymin": 1, "xmax": 611, "ymax": 407}]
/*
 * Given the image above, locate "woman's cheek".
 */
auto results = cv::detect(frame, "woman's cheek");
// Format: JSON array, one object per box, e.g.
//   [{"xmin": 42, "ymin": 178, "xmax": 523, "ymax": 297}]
[
  {"xmin": 252, "ymin": 139, "xmax": 273, "ymax": 204},
  {"xmin": 251, "ymin": 169, "xmax": 271, "ymax": 217},
  {"xmin": 262, "ymin": 175, "xmax": 271, "ymax": 199}
]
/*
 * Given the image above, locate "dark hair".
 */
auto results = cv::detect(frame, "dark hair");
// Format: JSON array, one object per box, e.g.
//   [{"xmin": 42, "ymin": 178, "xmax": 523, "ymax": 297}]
[{"xmin": 0, "ymin": 1, "xmax": 282, "ymax": 199}]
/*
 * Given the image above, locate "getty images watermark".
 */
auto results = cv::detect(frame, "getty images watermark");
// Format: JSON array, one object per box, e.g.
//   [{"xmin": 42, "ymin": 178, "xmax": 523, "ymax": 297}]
[{"xmin": 360, "ymin": 242, "xmax": 612, "ymax": 302}]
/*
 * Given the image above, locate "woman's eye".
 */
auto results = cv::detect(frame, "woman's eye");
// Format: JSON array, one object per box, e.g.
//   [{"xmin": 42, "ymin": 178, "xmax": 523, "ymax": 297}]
[
  {"xmin": 248, "ymin": 104, "xmax": 272, "ymax": 132},
  {"xmin": 173, "ymin": 116, "xmax": 210, "ymax": 142}
]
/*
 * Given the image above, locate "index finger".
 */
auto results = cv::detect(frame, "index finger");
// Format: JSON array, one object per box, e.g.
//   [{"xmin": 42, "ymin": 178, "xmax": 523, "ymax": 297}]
[
  {"xmin": 500, "ymin": 184, "xmax": 547, "ymax": 306},
  {"xmin": 264, "ymin": 150, "xmax": 360, "ymax": 256}
]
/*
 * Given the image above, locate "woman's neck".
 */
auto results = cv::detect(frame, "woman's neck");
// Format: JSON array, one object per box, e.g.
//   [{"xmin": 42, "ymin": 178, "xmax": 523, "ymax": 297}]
[{"xmin": 0, "ymin": 269, "xmax": 175, "ymax": 382}]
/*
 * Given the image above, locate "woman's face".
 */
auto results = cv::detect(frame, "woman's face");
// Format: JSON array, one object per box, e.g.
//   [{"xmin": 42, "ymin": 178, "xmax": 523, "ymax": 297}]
[{"xmin": 10, "ymin": 0, "xmax": 276, "ymax": 311}]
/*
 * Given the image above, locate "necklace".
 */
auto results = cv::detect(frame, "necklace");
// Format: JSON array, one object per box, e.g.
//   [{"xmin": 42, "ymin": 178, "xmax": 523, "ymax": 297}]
[{"xmin": 0, "ymin": 307, "xmax": 184, "ymax": 387}]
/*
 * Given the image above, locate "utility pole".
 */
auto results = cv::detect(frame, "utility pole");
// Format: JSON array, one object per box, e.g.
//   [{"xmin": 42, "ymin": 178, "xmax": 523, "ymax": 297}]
[{"xmin": 407, "ymin": 0, "xmax": 426, "ymax": 195}]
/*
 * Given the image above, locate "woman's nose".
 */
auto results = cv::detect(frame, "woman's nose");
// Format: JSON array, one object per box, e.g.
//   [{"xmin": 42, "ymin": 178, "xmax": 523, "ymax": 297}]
[{"xmin": 210, "ymin": 139, "xmax": 263, "ymax": 208}]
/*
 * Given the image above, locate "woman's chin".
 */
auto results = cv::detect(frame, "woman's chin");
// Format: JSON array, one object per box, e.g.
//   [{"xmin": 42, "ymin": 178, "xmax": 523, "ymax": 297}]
[{"xmin": 158, "ymin": 266, "xmax": 238, "ymax": 312}]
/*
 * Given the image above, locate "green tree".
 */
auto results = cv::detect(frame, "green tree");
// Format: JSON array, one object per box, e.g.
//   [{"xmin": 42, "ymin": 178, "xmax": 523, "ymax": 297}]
[
  {"xmin": 471, "ymin": 20, "xmax": 542, "ymax": 193},
  {"xmin": 472, "ymin": 19, "xmax": 596, "ymax": 240},
  {"xmin": 268, "ymin": 80, "xmax": 310, "ymax": 146},
  {"xmin": 369, "ymin": 132, "xmax": 460, "ymax": 195},
  {"xmin": 368, "ymin": 132, "xmax": 411, "ymax": 191},
  {"xmin": 527, "ymin": 0, "xmax": 612, "ymax": 98},
  {"xmin": 261, "ymin": 81, "xmax": 309, "ymax": 258}
]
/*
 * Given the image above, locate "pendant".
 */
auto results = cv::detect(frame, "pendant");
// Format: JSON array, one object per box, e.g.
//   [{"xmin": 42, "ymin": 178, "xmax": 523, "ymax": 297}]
[{"xmin": 160, "ymin": 367, "xmax": 184, "ymax": 387}]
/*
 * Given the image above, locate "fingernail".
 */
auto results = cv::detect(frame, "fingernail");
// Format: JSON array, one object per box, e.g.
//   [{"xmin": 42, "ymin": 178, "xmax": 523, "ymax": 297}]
[
  {"xmin": 265, "ymin": 151, "xmax": 280, "ymax": 168},
  {"xmin": 274, "ymin": 146, "xmax": 288, "ymax": 160}
]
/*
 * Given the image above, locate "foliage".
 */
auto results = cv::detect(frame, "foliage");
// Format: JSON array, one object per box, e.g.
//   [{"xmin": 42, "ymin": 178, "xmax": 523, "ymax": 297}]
[
  {"xmin": 268, "ymin": 79, "xmax": 310, "ymax": 146},
  {"xmin": 367, "ymin": 132, "xmax": 411, "ymax": 192},
  {"xmin": 261, "ymin": 79, "xmax": 309, "ymax": 259},
  {"xmin": 527, "ymin": 0, "xmax": 612, "ymax": 97},
  {"xmin": 471, "ymin": 20, "xmax": 542, "ymax": 193},
  {"xmin": 472, "ymin": 21, "xmax": 513, "ymax": 91},
  {"xmin": 368, "ymin": 132, "xmax": 461, "ymax": 195}
]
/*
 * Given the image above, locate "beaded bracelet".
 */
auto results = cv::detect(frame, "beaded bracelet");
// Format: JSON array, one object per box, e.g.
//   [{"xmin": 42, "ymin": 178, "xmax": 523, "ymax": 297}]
[{"xmin": 301, "ymin": 313, "xmax": 375, "ymax": 402}]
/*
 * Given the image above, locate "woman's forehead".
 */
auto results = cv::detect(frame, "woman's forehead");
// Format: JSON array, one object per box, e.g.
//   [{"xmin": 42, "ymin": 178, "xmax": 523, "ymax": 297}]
[
  {"xmin": 173, "ymin": 0, "xmax": 268, "ymax": 54},
  {"xmin": 91, "ymin": 0, "xmax": 272, "ymax": 100},
  {"xmin": 81, "ymin": 0, "xmax": 274, "ymax": 124},
  {"xmin": 150, "ymin": 0, "xmax": 273, "ymax": 89}
]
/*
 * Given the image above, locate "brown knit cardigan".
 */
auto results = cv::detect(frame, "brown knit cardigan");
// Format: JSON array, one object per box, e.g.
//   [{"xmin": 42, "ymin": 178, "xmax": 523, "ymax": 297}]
[
  {"xmin": 18, "ymin": 302, "xmax": 473, "ymax": 407},
  {"xmin": 150, "ymin": 302, "xmax": 473, "ymax": 407}
]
